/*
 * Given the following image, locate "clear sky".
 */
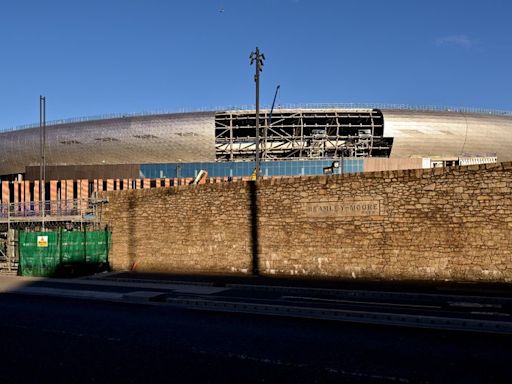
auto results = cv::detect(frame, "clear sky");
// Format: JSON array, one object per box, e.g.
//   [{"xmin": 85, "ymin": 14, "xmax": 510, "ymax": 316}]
[{"xmin": 1, "ymin": 0, "xmax": 511, "ymax": 129}]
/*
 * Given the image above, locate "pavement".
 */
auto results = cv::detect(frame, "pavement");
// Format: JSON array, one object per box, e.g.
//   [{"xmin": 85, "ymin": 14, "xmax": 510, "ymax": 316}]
[
  {"xmin": 101, "ymin": 271, "xmax": 512, "ymax": 296},
  {"xmin": 2, "ymin": 272, "xmax": 512, "ymax": 335}
]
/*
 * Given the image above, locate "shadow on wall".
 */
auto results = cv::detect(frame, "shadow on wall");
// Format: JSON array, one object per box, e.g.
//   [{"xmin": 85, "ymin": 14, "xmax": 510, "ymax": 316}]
[
  {"xmin": 127, "ymin": 194, "xmax": 137, "ymax": 270},
  {"xmin": 249, "ymin": 181, "xmax": 259, "ymax": 276},
  {"xmin": 122, "ymin": 182, "xmax": 260, "ymax": 275}
]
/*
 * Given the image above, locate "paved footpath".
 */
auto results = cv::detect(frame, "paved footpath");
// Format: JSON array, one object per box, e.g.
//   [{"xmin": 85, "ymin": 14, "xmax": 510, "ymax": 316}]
[{"xmin": 1, "ymin": 272, "xmax": 512, "ymax": 335}]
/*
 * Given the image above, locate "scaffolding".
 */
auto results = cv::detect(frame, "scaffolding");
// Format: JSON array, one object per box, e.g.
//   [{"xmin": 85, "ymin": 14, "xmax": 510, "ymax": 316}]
[
  {"xmin": 215, "ymin": 108, "xmax": 393, "ymax": 161},
  {"xmin": 0, "ymin": 198, "xmax": 107, "ymax": 274}
]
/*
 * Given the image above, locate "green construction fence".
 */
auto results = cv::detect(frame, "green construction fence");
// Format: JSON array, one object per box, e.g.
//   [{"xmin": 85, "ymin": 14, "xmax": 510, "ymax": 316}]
[{"xmin": 18, "ymin": 230, "xmax": 111, "ymax": 277}]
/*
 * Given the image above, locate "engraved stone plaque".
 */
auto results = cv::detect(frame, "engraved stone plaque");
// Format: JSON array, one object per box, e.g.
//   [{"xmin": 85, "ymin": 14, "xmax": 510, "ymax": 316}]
[{"xmin": 304, "ymin": 200, "xmax": 381, "ymax": 217}]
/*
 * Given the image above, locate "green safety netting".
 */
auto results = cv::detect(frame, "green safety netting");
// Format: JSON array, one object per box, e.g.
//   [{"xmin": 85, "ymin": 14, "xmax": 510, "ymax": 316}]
[
  {"xmin": 85, "ymin": 231, "xmax": 110, "ymax": 264},
  {"xmin": 19, "ymin": 230, "xmax": 110, "ymax": 277}
]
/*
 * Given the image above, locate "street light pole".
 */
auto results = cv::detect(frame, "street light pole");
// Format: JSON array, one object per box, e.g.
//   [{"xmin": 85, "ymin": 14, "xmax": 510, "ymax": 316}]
[
  {"xmin": 250, "ymin": 47, "xmax": 265, "ymax": 179},
  {"xmin": 40, "ymin": 95, "xmax": 46, "ymax": 230}
]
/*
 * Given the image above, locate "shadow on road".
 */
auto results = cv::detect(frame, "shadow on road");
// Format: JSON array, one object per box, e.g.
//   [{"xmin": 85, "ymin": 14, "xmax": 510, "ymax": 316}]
[{"xmin": 102, "ymin": 270, "xmax": 512, "ymax": 297}]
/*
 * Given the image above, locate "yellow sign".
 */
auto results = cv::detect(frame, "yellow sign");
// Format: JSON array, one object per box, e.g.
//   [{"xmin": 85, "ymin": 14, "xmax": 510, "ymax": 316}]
[{"xmin": 37, "ymin": 236, "xmax": 49, "ymax": 248}]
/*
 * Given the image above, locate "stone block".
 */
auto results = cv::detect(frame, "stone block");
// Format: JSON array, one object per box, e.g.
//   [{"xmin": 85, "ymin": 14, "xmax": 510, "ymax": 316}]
[{"xmin": 100, "ymin": 163, "xmax": 512, "ymax": 283}]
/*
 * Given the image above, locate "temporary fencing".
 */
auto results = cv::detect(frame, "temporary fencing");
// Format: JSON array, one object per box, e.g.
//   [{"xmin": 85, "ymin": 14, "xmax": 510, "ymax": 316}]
[{"xmin": 18, "ymin": 230, "xmax": 111, "ymax": 277}]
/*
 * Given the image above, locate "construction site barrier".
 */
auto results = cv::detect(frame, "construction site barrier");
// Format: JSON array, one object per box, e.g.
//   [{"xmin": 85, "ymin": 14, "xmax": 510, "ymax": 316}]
[{"xmin": 18, "ymin": 229, "xmax": 110, "ymax": 277}]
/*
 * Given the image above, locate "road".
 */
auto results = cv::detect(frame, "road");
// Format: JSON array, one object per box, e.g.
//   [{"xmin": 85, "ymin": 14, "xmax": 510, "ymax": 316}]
[{"xmin": 0, "ymin": 275, "xmax": 511, "ymax": 383}]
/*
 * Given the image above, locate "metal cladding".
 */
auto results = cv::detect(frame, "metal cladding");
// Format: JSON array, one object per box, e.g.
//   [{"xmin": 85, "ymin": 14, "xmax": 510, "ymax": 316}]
[
  {"xmin": 0, "ymin": 112, "xmax": 216, "ymax": 176},
  {"xmin": 384, "ymin": 109, "xmax": 512, "ymax": 160},
  {"xmin": 1, "ymin": 107, "xmax": 512, "ymax": 176}
]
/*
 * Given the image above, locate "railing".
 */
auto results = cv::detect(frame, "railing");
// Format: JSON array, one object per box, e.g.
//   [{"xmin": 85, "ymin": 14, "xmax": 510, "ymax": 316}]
[
  {"xmin": 272, "ymin": 103, "xmax": 512, "ymax": 116},
  {"xmin": 0, "ymin": 199, "xmax": 95, "ymax": 220},
  {"xmin": 2, "ymin": 103, "xmax": 511, "ymax": 133}
]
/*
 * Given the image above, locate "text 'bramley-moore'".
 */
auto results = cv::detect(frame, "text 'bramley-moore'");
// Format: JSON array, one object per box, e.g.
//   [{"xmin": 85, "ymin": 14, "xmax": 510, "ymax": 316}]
[{"xmin": 304, "ymin": 200, "xmax": 382, "ymax": 217}]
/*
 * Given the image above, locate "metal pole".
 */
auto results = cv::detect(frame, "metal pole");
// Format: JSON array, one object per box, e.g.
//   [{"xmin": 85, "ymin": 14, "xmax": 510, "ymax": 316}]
[
  {"xmin": 250, "ymin": 47, "xmax": 265, "ymax": 180},
  {"xmin": 40, "ymin": 96, "xmax": 46, "ymax": 231},
  {"xmin": 7, "ymin": 201, "xmax": 10, "ymax": 272},
  {"xmin": 39, "ymin": 96, "xmax": 43, "ymax": 203},
  {"xmin": 341, "ymin": 151, "xmax": 344, "ymax": 175},
  {"xmin": 265, "ymin": 85, "xmax": 280, "ymax": 161},
  {"xmin": 268, "ymin": 85, "xmax": 280, "ymax": 127},
  {"xmin": 255, "ymin": 48, "xmax": 261, "ymax": 179}
]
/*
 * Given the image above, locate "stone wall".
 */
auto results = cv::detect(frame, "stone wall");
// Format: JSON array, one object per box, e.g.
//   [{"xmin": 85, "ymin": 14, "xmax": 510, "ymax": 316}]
[{"xmin": 100, "ymin": 162, "xmax": 512, "ymax": 282}]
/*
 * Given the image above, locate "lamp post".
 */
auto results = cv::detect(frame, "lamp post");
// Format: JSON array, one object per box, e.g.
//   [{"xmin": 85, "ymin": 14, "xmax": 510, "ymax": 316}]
[
  {"xmin": 250, "ymin": 47, "xmax": 265, "ymax": 180},
  {"xmin": 39, "ymin": 95, "xmax": 46, "ymax": 230}
]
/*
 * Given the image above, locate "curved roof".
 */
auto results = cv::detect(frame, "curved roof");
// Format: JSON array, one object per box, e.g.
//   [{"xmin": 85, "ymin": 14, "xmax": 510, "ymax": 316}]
[
  {"xmin": 1, "ymin": 106, "xmax": 511, "ymax": 175},
  {"xmin": 0, "ymin": 112, "xmax": 215, "ymax": 175},
  {"xmin": 384, "ymin": 109, "xmax": 512, "ymax": 160}
]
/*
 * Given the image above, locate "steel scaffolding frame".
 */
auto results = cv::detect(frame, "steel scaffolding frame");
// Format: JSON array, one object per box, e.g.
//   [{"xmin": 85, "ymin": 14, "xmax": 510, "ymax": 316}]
[
  {"xmin": 215, "ymin": 109, "xmax": 393, "ymax": 161},
  {"xmin": 0, "ymin": 198, "xmax": 107, "ymax": 274}
]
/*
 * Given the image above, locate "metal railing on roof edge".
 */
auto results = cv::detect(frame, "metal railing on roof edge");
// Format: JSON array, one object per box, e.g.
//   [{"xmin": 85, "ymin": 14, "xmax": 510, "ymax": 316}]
[{"xmin": 2, "ymin": 102, "xmax": 512, "ymax": 133}]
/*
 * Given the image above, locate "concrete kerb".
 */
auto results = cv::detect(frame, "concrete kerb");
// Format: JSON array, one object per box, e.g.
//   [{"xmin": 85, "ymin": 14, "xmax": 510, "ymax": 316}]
[
  {"xmin": 0, "ymin": 275, "xmax": 229, "ymax": 298},
  {"xmin": 167, "ymin": 296, "xmax": 512, "ymax": 335},
  {"xmin": 84, "ymin": 273, "xmax": 512, "ymax": 306},
  {"xmin": 2, "ymin": 274, "xmax": 512, "ymax": 335}
]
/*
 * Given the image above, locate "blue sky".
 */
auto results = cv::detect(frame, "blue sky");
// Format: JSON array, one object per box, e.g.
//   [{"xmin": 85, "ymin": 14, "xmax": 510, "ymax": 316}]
[{"xmin": 1, "ymin": 0, "xmax": 511, "ymax": 129}]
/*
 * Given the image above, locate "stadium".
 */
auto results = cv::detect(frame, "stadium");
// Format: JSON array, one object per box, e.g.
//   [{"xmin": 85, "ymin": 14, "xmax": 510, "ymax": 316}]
[
  {"xmin": 1, "ymin": 103, "xmax": 511, "ymax": 272},
  {"xmin": 0, "ymin": 103, "xmax": 510, "ymax": 207},
  {"xmin": 1, "ymin": 104, "xmax": 510, "ymax": 179}
]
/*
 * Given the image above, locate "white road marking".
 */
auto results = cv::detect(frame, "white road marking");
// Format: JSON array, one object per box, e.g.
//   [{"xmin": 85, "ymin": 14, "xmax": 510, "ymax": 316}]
[
  {"xmin": 448, "ymin": 301, "xmax": 502, "ymax": 309},
  {"xmin": 470, "ymin": 311, "xmax": 510, "ymax": 317},
  {"xmin": 281, "ymin": 295, "xmax": 442, "ymax": 309},
  {"xmin": 3, "ymin": 323, "xmax": 122, "ymax": 342},
  {"xmin": 193, "ymin": 348, "xmax": 411, "ymax": 383}
]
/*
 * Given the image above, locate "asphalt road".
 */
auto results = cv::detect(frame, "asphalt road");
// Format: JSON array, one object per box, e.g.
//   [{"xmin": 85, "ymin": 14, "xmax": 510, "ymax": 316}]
[{"xmin": 0, "ymin": 292, "xmax": 511, "ymax": 383}]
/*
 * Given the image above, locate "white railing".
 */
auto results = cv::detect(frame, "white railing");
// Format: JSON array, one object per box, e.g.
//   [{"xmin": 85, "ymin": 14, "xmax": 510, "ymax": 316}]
[
  {"xmin": 2, "ymin": 102, "xmax": 511, "ymax": 133},
  {"xmin": 0, "ymin": 199, "xmax": 94, "ymax": 220}
]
